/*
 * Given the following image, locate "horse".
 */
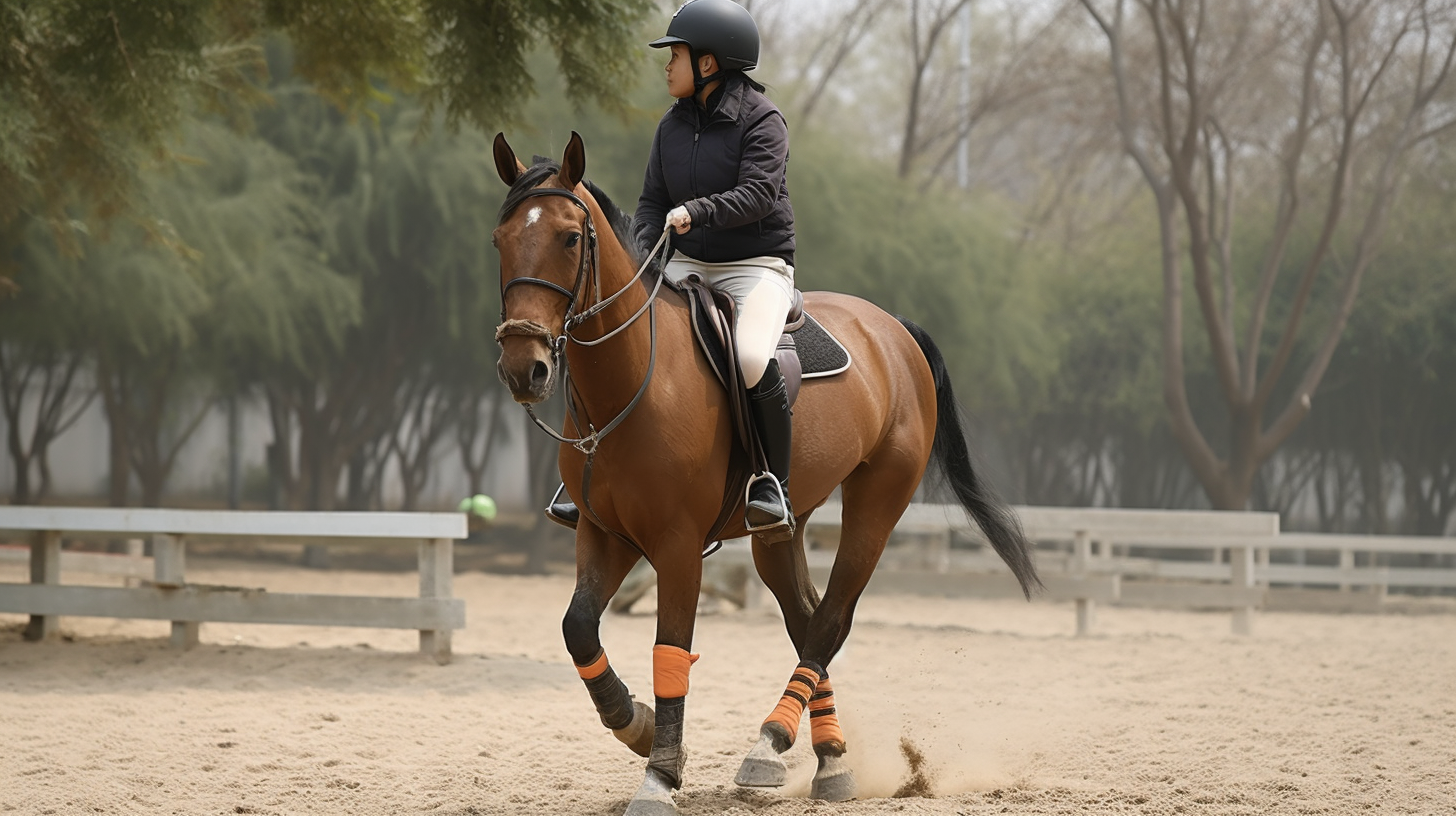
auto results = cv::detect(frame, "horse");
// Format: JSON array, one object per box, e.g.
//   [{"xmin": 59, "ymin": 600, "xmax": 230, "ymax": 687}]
[{"xmin": 491, "ymin": 131, "xmax": 1040, "ymax": 815}]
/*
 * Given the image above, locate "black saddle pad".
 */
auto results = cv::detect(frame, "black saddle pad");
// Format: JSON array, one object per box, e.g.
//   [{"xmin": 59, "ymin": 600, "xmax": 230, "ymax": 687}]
[{"xmin": 794, "ymin": 313, "xmax": 852, "ymax": 379}]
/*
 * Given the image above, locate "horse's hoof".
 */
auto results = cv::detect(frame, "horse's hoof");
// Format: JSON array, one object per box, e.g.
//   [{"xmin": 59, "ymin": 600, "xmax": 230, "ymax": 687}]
[
  {"xmin": 623, "ymin": 768, "xmax": 677, "ymax": 816},
  {"xmin": 810, "ymin": 753, "xmax": 856, "ymax": 801},
  {"xmin": 613, "ymin": 700, "xmax": 655, "ymax": 757},
  {"xmin": 734, "ymin": 733, "xmax": 788, "ymax": 788}
]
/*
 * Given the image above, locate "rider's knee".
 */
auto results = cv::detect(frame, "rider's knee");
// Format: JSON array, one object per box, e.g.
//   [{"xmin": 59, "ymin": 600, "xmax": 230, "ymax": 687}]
[{"xmin": 739, "ymin": 350, "xmax": 773, "ymax": 389}]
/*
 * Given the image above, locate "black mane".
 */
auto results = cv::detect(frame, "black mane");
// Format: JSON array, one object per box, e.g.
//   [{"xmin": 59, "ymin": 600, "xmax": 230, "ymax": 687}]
[
  {"xmin": 583, "ymin": 179, "xmax": 644, "ymax": 269},
  {"xmin": 497, "ymin": 158, "xmax": 644, "ymax": 269}
]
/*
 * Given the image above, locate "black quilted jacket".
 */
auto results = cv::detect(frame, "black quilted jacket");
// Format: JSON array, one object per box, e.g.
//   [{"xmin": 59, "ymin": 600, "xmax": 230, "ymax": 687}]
[{"xmin": 633, "ymin": 74, "xmax": 796, "ymax": 266}]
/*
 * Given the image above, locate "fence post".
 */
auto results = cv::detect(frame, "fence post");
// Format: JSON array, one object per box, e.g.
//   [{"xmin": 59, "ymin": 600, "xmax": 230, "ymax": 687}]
[
  {"xmin": 1231, "ymin": 545, "xmax": 1255, "ymax": 636},
  {"xmin": 153, "ymin": 533, "xmax": 199, "ymax": 649},
  {"xmin": 419, "ymin": 537, "xmax": 454, "ymax": 664},
  {"xmin": 124, "ymin": 538, "xmax": 144, "ymax": 588},
  {"xmin": 1339, "ymin": 548, "xmax": 1354, "ymax": 592},
  {"xmin": 23, "ymin": 529, "xmax": 62, "ymax": 641},
  {"xmin": 1073, "ymin": 529, "xmax": 1094, "ymax": 637}
]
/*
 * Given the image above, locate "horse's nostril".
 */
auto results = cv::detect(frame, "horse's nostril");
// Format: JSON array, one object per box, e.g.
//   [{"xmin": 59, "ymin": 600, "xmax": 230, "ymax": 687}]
[{"xmin": 531, "ymin": 360, "xmax": 550, "ymax": 388}]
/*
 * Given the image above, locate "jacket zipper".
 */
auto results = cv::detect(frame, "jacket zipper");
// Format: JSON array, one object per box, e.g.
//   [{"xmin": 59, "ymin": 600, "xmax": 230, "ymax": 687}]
[{"xmin": 691, "ymin": 128, "xmax": 704, "ymax": 258}]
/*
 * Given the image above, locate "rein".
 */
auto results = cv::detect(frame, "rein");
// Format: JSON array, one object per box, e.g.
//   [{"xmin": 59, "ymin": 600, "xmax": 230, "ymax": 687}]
[{"xmin": 494, "ymin": 185, "xmax": 670, "ymax": 455}]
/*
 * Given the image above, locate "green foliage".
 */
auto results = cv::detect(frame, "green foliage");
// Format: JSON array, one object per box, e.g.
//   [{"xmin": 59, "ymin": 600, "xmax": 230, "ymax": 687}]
[
  {"xmin": 8, "ymin": 119, "xmax": 350, "ymax": 367},
  {"xmin": 787, "ymin": 130, "xmax": 1055, "ymax": 418},
  {"xmin": 420, "ymin": 0, "xmax": 655, "ymax": 130},
  {"xmin": 0, "ymin": 1, "xmax": 263, "ymax": 233},
  {"xmin": 0, "ymin": 0, "xmax": 654, "ymax": 263},
  {"xmin": 1, "ymin": 117, "xmax": 347, "ymax": 503},
  {"xmin": 1041, "ymin": 230, "xmax": 1164, "ymax": 437},
  {"xmin": 246, "ymin": 83, "xmax": 514, "ymax": 509},
  {"xmin": 1292, "ymin": 163, "xmax": 1456, "ymax": 532}
]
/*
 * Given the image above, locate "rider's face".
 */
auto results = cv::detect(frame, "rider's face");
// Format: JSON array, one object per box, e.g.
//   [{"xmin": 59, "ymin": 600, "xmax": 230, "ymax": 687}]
[{"xmin": 666, "ymin": 44, "xmax": 696, "ymax": 99}]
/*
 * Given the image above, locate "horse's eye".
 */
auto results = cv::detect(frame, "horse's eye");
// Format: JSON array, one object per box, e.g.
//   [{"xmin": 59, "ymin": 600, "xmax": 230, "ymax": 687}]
[{"xmin": 565, "ymin": 232, "xmax": 581, "ymax": 249}]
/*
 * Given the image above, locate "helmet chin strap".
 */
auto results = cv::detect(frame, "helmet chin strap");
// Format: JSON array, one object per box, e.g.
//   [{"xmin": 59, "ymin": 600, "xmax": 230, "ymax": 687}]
[{"xmin": 690, "ymin": 50, "xmax": 725, "ymax": 92}]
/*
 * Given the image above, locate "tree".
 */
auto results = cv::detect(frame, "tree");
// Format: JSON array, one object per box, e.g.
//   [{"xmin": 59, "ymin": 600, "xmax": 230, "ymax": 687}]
[
  {"xmin": 254, "ymin": 87, "xmax": 499, "ymax": 512},
  {"xmin": 1080, "ymin": 0, "xmax": 1456, "ymax": 509},
  {"xmin": 757, "ymin": 0, "xmax": 891, "ymax": 127},
  {"xmin": 0, "ymin": 316, "xmax": 94, "ymax": 505},
  {"xmin": 0, "ymin": 0, "xmax": 653, "ymax": 284},
  {"xmin": 1300, "ymin": 161, "xmax": 1456, "ymax": 534},
  {"xmin": 8, "ymin": 119, "xmax": 347, "ymax": 506}
]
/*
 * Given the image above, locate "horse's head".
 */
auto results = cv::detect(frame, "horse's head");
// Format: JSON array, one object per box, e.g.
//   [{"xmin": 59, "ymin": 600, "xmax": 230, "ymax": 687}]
[{"xmin": 491, "ymin": 131, "xmax": 592, "ymax": 404}]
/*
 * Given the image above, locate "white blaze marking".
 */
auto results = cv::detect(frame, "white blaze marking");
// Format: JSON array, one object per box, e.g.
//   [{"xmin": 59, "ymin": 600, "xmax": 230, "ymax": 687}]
[{"xmin": 525, "ymin": 206, "xmax": 543, "ymax": 227}]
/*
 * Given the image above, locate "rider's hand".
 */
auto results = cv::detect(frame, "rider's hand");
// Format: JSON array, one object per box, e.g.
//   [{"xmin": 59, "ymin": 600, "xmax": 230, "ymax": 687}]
[{"xmin": 666, "ymin": 206, "xmax": 692, "ymax": 234}]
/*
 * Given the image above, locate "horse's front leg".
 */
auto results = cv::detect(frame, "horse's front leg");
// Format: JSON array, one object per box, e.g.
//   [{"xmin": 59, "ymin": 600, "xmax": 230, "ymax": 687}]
[
  {"xmin": 624, "ymin": 540, "xmax": 704, "ymax": 816},
  {"xmin": 562, "ymin": 522, "xmax": 654, "ymax": 756}
]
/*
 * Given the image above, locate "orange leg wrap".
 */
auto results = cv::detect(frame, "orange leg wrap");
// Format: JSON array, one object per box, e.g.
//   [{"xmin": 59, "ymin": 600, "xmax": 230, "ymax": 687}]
[
  {"xmin": 652, "ymin": 644, "xmax": 699, "ymax": 698},
  {"xmin": 763, "ymin": 664, "xmax": 822, "ymax": 744},
  {"xmin": 808, "ymin": 676, "xmax": 845, "ymax": 753},
  {"xmin": 575, "ymin": 649, "xmax": 610, "ymax": 680}
]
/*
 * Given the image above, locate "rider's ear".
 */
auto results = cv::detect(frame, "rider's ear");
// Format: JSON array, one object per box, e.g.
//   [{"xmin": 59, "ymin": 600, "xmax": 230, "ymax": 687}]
[
  {"xmin": 560, "ymin": 131, "xmax": 586, "ymax": 191},
  {"xmin": 699, "ymin": 52, "xmax": 717, "ymax": 75},
  {"xmin": 493, "ymin": 133, "xmax": 527, "ymax": 186}
]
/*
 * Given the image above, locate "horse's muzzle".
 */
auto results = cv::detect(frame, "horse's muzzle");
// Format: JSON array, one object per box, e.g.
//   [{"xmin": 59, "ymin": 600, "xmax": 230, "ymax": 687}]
[{"xmin": 497, "ymin": 352, "xmax": 556, "ymax": 404}]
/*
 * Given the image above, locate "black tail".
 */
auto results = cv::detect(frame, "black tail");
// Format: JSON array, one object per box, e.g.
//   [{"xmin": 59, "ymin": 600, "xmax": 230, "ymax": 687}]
[{"xmin": 897, "ymin": 317, "xmax": 1043, "ymax": 599}]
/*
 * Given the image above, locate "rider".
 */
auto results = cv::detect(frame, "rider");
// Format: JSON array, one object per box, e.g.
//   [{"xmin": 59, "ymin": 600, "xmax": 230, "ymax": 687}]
[{"xmin": 548, "ymin": 0, "xmax": 797, "ymax": 535}]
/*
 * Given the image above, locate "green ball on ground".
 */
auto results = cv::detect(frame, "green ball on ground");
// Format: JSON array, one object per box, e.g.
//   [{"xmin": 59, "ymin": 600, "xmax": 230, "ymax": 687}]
[{"xmin": 458, "ymin": 494, "xmax": 497, "ymax": 521}]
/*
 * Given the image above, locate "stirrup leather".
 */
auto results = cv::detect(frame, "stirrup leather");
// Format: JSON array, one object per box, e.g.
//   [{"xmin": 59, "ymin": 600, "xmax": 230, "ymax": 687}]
[{"xmin": 744, "ymin": 472, "xmax": 794, "ymax": 538}]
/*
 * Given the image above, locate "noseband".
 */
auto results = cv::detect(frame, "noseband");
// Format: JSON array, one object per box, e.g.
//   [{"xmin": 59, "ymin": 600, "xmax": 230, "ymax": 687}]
[{"xmin": 494, "ymin": 185, "xmax": 670, "ymax": 456}]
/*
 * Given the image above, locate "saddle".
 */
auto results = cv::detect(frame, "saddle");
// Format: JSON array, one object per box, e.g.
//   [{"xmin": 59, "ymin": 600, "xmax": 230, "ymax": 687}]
[{"xmin": 675, "ymin": 274, "xmax": 851, "ymax": 547}]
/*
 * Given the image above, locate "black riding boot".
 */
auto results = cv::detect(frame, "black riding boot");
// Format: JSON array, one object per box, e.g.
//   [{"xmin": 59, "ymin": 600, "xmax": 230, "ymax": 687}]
[
  {"xmin": 745, "ymin": 359, "xmax": 793, "ymax": 532},
  {"xmin": 546, "ymin": 483, "xmax": 580, "ymax": 529}
]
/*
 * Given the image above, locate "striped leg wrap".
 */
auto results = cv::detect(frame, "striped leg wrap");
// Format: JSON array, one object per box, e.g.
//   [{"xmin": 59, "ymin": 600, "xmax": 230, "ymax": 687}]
[
  {"xmin": 575, "ymin": 650, "xmax": 635, "ymax": 731},
  {"xmin": 808, "ymin": 675, "xmax": 846, "ymax": 756},
  {"xmin": 763, "ymin": 661, "xmax": 823, "ymax": 745}
]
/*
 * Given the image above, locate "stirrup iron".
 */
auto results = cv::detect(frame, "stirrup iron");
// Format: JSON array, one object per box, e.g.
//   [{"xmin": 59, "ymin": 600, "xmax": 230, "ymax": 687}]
[
  {"xmin": 744, "ymin": 472, "xmax": 794, "ymax": 539},
  {"xmin": 544, "ymin": 482, "xmax": 580, "ymax": 530}
]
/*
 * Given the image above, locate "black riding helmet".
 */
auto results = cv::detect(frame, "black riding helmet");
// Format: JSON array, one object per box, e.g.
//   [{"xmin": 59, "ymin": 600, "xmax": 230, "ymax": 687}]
[{"xmin": 650, "ymin": 0, "xmax": 760, "ymax": 89}]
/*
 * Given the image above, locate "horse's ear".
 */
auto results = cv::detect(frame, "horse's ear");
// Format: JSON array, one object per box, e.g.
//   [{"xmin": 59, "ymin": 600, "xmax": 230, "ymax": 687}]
[
  {"xmin": 493, "ymin": 133, "xmax": 526, "ymax": 186},
  {"xmin": 560, "ymin": 131, "xmax": 586, "ymax": 190}
]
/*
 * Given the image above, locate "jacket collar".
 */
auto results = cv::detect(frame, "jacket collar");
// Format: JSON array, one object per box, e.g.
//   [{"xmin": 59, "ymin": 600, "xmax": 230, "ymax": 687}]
[{"xmin": 671, "ymin": 73, "xmax": 749, "ymax": 126}]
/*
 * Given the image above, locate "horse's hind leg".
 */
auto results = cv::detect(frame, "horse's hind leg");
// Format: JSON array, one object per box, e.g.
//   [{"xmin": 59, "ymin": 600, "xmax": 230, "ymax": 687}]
[
  {"xmin": 739, "ymin": 453, "xmax": 924, "ymax": 801},
  {"xmin": 806, "ymin": 459, "xmax": 923, "ymax": 800},
  {"xmin": 752, "ymin": 508, "xmax": 821, "ymax": 649},
  {"xmin": 562, "ymin": 522, "xmax": 653, "ymax": 756},
  {"xmin": 735, "ymin": 514, "xmax": 820, "ymax": 789}
]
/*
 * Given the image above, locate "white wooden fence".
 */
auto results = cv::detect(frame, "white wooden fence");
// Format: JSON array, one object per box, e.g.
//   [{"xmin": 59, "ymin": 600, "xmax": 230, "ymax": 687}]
[
  {"xmin": 726, "ymin": 502, "xmax": 1455, "ymax": 636},
  {"xmin": 0, "ymin": 507, "xmax": 466, "ymax": 663}
]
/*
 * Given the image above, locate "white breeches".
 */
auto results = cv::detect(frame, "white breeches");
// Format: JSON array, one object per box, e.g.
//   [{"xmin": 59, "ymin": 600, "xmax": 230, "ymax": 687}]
[{"xmin": 664, "ymin": 253, "xmax": 796, "ymax": 388}]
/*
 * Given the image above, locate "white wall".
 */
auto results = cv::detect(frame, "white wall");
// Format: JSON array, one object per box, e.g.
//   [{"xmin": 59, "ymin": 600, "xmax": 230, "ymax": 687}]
[{"xmin": 0, "ymin": 393, "xmax": 534, "ymax": 511}]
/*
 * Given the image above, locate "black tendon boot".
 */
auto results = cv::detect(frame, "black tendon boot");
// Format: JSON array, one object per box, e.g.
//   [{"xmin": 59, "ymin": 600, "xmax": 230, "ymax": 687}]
[
  {"xmin": 745, "ymin": 359, "xmax": 793, "ymax": 533},
  {"xmin": 545, "ymin": 482, "xmax": 580, "ymax": 529}
]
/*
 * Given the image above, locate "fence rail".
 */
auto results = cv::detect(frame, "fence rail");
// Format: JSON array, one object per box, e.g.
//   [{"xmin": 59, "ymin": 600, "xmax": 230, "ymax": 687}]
[
  {"xmin": 769, "ymin": 502, "xmax": 1456, "ymax": 635},
  {"xmin": 0, "ymin": 507, "xmax": 466, "ymax": 662}
]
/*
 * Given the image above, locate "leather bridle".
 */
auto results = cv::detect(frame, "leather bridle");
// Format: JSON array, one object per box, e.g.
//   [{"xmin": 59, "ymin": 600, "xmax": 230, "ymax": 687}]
[{"xmin": 494, "ymin": 186, "xmax": 670, "ymax": 456}]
